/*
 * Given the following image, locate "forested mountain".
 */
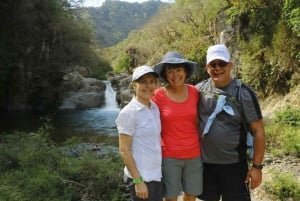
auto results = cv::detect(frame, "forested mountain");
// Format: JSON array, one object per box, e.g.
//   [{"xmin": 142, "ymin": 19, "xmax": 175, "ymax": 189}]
[
  {"xmin": 0, "ymin": 0, "xmax": 299, "ymax": 112},
  {"xmin": 0, "ymin": 0, "xmax": 167, "ymax": 112},
  {"xmin": 86, "ymin": 0, "xmax": 168, "ymax": 47},
  {"xmin": 104, "ymin": 0, "xmax": 300, "ymax": 99}
]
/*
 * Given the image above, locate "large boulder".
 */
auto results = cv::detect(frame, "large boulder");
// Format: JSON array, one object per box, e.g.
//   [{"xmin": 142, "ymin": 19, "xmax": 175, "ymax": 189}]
[
  {"xmin": 59, "ymin": 71, "xmax": 106, "ymax": 110},
  {"xmin": 109, "ymin": 72, "xmax": 133, "ymax": 108}
]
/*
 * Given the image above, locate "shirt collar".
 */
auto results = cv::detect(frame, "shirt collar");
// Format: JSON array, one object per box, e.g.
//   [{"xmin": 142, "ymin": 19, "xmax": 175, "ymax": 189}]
[{"xmin": 132, "ymin": 97, "xmax": 155, "ymax": 110}]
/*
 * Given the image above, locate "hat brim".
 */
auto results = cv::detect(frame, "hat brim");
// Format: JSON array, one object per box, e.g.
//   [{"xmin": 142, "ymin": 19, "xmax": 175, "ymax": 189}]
[
  {"xmin": 133, "ymin": 72, "xmax": 158, "ymax": 82},
  {"xmin": 154, "ymin": 59, "xmax": 198, "ymax": 82}
]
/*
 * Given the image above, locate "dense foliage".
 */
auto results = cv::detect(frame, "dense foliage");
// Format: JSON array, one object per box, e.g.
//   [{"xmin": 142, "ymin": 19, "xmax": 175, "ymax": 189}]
[
  {"xmin": 0, "ymin": 129, "xmax": 127, "ymax": 201},
  {"xmin": 266, "ymin": 171, "xmax": 300, "ymax": 201},
  {"xmin": 1, "ymin": 0, "xmax": 299, "ymax": 111},
  {"xmin": 0, "ymin": 0, "xmax": 111, "ymax": 111},
  {"xmin": 226, "ymin": 0, "xmax": 300, "ymax": 96},
  {"xmin": 1, "ymin": 1, "xmax": 299, "ymax": 200},
  {"xmin": 266, "ymin": 106, "xmax": 300, "ymax": 156},
  {"xmin": 262, "ymin": 106, "xmax": 300, "ymax": 200},
  {"xmin": 1, "ymin": 106, "xmax": 300, "ymax": 200},
  {"xmin": 104, "ymin": 0, "xmax": 300, "ymax": 96}
]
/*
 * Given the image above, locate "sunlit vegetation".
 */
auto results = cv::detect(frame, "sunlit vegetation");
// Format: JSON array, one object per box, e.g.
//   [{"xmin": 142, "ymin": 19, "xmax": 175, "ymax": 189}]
[
  {"xmin": 103, "ymin": 0, "xmax": 300, "ymax": 96},
  {"xmin": 265, "ymin": 171, "xmax": 300, "ymax": 201},
  {"xmin": 1, "ymin": 0, "xmax": 299, "ymax": 110},
  {"xmin": 0, "ymin": 0, "xmax": 300, "ymax": 200},
  {"xmin": 87, "ymin": 0, "xmax": 167, "ymax": 47},
  {"xmin": 265, "ymin": 106, "xmax": 300, "ymax": 200},
  {"xmin": 267, "ymin": 107, "xmax": 300, "ymax": 156},
  {"xmin": 0, "ymin": 127, "xmax": 127, "ymax": 201}
]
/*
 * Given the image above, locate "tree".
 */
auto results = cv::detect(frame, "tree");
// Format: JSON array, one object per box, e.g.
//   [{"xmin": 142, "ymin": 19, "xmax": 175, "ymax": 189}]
[{"xmin": 0, "ymin": 0, "xmax": 109, "ymax": 111}]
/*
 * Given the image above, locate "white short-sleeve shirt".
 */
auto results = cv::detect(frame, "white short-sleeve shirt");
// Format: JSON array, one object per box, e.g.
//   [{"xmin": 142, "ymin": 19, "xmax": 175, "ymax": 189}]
[{"xmin": 116, "ymin": 97, "xmax": 162, "ymax": 182}]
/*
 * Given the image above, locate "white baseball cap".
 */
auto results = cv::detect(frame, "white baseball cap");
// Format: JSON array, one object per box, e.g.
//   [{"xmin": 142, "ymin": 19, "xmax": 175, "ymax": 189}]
[
  {"xmin": 132, "ymin": 65, "xmax": 158, "ymax": 81},
  {"xmin": 206, "ymin": 44, "xmax": 230, "ymax": 64}
]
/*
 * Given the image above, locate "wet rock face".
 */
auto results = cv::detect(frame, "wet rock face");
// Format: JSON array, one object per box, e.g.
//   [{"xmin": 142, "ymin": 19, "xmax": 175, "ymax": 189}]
[
  {"xmin": 59, "ymin": 69, "xmax": 133, "ymax": 110},
  {"xmin": 109, "ymin": 72, "xmax": 133, "ymax": 109},
  {"xmin": 59, "ymin": 70, "xmax": 106, "ymax": 110}
]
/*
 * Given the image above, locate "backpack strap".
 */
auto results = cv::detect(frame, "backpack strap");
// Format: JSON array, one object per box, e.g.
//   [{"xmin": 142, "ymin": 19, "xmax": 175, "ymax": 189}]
[
  {"xmin": 234, "ymin": 79, "xmax": 263, "ymax": 160},
  {"xmin": 195, "ymin": 79, "xmax": 208, "ymax": 91},
  {"xmin": 234, "ymin": 79, "xmax": 262, "ymax": 129},
  {"xmin": 241, "ymin": 84, "xmax": 262, "ymax": 119}
]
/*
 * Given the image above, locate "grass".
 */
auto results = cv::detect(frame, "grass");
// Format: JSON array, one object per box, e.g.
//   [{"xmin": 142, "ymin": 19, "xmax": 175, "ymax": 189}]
[
  {"xmin": 264, "ymin": 107, "xmax": 300, "ymax": 200},
  {"xmin": 0, "ymin": 106, "xmax": 299, "ymax": 201},
  {"xmin": 265, "ymin": 171, "xmax": 300, "ymax": 201},
  {"xmin": 266, "ymin": 107, "xmax": 300, "ymax": 156},
  {"xmin": 0, "ymin": 127, "xmax": 127, "ymax": 201}
]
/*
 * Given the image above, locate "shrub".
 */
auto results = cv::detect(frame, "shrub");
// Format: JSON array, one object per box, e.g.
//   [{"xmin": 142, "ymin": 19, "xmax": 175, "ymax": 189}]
[
  {"xmin": 266, "ymin": 171, "xmax": 300, "ymax": 201},
  {"xmin": 275, "ymin": 106, "xmax": 300, "ymax": 126},
  {"xmin": 0, "ymin": 130, "xmax": 127, "ymax": 201},
  {"xmin": 266, "ymin": 124, "xmax": 300, "ymax": 156}
]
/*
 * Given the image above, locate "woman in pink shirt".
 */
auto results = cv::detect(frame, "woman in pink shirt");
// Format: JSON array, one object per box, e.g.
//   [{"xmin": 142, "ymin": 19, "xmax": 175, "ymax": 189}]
[{"xmin": 152, "ymin": 52, "xmax": 203, "ymax": 201}]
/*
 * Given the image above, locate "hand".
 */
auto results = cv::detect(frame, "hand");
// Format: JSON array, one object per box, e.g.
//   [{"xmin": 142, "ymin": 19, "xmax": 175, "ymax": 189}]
[
  {"xmin": 245, "ymin": 167, "xmax": 262, "ymax": 189},
  {"xmin": 135, "ymin": 182, "xmax": 149, "ymax": 199}
]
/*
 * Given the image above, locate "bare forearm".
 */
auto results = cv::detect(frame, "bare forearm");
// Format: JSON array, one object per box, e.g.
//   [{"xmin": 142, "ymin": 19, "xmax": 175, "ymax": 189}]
[
  {"xmin": 251, "ymin": 119, "xmax": 266, "ymax": 165},
  {"xmin": 120, "ymin": 149, "xmax": 141, "ymax": 179},
  {"xmin": 253, "ymin": 131, "xmax": 265, "ymax": 164},
  {"xmin": 119, "ymin": 134, "xmax": 141, "ymax": 179}
]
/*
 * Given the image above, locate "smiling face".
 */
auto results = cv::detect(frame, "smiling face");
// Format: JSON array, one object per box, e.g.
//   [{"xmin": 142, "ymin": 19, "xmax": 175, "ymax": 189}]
[
  {"xmin": 206, "ymin": 59, "xmax": 233, "ymax": 87},
  {"xmin": 133, "ymin": 73, "xmax": 158, "ymax": 106},
  {"xmin": 164, "ymin": 64, "xmax": 187, "ymax": 87}
]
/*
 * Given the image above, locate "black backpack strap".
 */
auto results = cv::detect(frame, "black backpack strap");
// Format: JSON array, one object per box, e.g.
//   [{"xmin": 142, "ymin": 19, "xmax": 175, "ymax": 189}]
[
  {"xmin": 241, "ymin": 84, "xmax": 262, "ymax": 119},
  {"xmin": 232, "ymin": 79, "xmax": 248, "ymax": 161},
  {"xmin": 234, "ymin": 79, "xmax": 262, "ymax": 161},
  {"xmin": 233, "ymin": 79, "xmax": 262, "ymax": 131}
]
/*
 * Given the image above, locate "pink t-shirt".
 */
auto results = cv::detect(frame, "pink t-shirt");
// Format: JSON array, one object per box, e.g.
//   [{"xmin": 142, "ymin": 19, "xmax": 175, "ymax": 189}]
[{"xmin": 152, "ymin": 84, "xmax": 201, "ymax": 159}]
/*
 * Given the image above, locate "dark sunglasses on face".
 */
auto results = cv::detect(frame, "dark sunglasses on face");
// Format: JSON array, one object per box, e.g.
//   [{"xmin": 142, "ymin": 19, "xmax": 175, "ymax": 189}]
[{"xmin": 208, "ymin": 61, "xmax": 229, "ymax": 68}]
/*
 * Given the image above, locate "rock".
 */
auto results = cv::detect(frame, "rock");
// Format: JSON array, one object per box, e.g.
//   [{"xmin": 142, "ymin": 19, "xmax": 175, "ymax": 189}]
[
  {"xmin": 111, "ymin": 72, "xmax": 133, "ymax": 108},
  {"xmin": 59, "ymin": 70, "xmax": 106, "ymax": 110}
]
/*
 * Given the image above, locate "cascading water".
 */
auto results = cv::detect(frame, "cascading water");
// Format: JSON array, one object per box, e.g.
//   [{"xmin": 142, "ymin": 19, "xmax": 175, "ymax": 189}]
[
  {"xmin": 51, "ymin": 80, "xmax": 120, "ymax": 140},
  {"xmin": 0, "ymin": 80, "xmax": 121, "ymax": 142},
  {"xmin": 102, "ymin": 80, "xmax": 119, "ymax": 111}
]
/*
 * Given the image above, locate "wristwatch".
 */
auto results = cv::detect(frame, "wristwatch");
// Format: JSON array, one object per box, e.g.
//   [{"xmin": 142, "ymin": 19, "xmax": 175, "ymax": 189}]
[{"xmin": 252, "ymin": 164, "xmax": 264, "ymax": 170}]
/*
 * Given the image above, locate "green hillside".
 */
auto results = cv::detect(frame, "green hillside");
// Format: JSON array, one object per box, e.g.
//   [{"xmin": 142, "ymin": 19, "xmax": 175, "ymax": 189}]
[
  {"xmin": 0, "ymin": 0, "xmax": 299, "ymax": 111},
  {"xmin": 104, "ymin": 0, "xmax": 300, "ymax": 99},
  {"xmin": 86, "ymin": 0, "xmax": 168, "ymax": 47}
]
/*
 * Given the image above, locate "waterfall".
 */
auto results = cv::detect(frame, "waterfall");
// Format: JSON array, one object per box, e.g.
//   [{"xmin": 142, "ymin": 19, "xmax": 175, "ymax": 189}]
[{"xmin": 102, "ymin": 80, "xmax": 119, "ymax": 111}]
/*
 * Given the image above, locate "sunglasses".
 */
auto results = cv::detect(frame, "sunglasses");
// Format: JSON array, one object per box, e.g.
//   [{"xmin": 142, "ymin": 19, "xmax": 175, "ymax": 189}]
[{"xmin": 208, "ymin": 61, "xmax": 229, "ymax": 68}]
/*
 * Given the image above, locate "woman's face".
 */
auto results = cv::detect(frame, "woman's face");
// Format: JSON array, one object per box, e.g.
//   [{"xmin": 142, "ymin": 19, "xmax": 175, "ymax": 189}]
[
  {"xmin": 133, "ymin": 74, "xmax": 158, "ymax": 104},
  {"xmin": 165, "ymin": 65, "xmax": 187, "ymax": 87}
]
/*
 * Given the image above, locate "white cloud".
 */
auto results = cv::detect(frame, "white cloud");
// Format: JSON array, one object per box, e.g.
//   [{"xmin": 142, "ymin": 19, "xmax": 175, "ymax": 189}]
[
  {"xmin": 82, "ymin": 0, "xmax": 174, "ymax": 7},
  {"xmin": 82, "ymin": 0, "xmax": 103, "ymax": 7}
]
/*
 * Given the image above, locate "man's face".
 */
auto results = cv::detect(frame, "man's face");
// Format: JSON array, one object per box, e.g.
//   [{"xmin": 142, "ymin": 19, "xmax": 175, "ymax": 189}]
[{"xmin": 206, "ymin": 60, "xmax": 233, "ymax": 87}]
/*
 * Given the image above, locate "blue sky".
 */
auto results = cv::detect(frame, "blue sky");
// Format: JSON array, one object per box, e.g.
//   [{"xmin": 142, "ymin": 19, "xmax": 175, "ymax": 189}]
[{"xmin": 82, "ymin": 0, "xmax": 175, "ymax": 7}]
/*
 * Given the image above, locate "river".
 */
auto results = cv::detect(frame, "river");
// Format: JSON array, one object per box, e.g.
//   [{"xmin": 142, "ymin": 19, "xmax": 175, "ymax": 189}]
[{"xmin": 0, "ymin": 81, "xmax": 120, "ymax": 145}]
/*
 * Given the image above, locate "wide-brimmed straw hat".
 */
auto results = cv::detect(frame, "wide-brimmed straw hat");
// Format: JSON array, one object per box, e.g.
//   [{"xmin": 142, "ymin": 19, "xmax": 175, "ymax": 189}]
[{"xmin": 154, "ymin": 51, "xmax": 198, "ymax": 82}]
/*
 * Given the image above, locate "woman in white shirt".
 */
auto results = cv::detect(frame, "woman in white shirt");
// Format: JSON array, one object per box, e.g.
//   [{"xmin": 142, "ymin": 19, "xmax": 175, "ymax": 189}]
[{"xmin": 116, "ymin": 65, "xmax": 162, "ymax": 201}]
